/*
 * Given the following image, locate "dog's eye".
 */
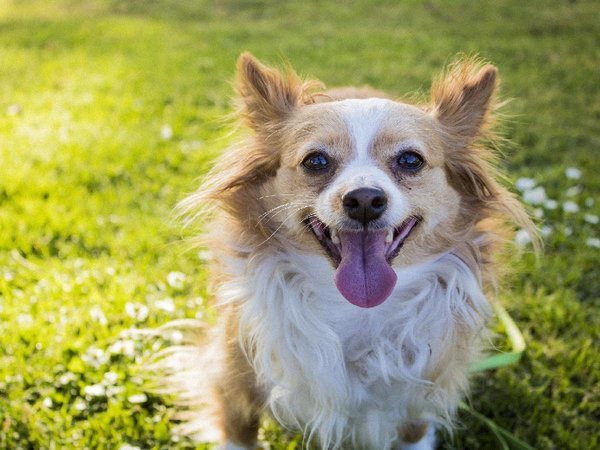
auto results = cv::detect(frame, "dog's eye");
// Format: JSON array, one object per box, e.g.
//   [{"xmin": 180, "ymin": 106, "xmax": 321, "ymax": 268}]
[
  {"xmin": 302, "ymin": 152, "xmax": 329, "ymax": 171},
  {"xmin": 397, "ymin": 151, "xmax": 424, "ymax": 172}
]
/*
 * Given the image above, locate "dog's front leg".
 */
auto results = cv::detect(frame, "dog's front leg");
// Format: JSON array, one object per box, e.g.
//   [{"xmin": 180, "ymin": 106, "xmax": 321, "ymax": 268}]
[
  {"xmin": 213, "ymin": 311, "xmax": 263, "ymax": 450},
  {"xmin": 397, "ymin": 421, "xmax": 436, "ymax": 450}
]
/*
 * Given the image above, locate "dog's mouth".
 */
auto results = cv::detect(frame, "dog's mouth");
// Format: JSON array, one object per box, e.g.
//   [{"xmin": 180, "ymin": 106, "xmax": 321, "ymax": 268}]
[{"xmin": 305, "ymin": 216, "xmax": 420, "ymax": 308}]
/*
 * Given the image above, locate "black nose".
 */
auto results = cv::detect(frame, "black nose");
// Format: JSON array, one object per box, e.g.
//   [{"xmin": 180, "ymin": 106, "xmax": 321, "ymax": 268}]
[{"xmin": 342, "ymin": 187, "xmax": 388, "ymax": 225}]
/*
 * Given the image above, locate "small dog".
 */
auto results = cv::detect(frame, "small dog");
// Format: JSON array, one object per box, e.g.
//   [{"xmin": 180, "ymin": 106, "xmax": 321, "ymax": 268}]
[{"xmin": 161, "ymin": 53, "xmax": 536, "ymax": 449}]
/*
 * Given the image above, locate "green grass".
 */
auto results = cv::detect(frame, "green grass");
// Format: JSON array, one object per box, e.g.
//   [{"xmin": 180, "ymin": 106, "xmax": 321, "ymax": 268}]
[{"xmin": 0, "ymin": 1, "xmax": 598, "ymax": 448}]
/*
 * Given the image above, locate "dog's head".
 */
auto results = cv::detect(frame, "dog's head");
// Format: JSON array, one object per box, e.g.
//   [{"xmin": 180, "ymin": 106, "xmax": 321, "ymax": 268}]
[{"xmin": 191, "ymin": 53, "xmax": 534, "ymax": 308}]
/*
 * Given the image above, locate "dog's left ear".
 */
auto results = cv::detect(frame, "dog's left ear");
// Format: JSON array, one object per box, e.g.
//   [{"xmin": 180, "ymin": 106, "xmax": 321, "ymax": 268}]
[
  {"xmin": 431, "ymin": 61, "xmax": 538, "ymax": 245},
  {"xmin": 430, "ymin": 59, "xmax": 498, "ymax": 140},
  {"xmin": 430, "ymin": 59, "xmax": 500, "ymax": 204},
  {"xmin": 236, "ymin": 52, "xmax": 319, "ymax": 131}
]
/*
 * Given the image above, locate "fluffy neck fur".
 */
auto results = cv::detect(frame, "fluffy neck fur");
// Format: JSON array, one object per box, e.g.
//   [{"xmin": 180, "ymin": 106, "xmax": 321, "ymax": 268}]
[{"xmin": 217, "ymin": 241, "xmax": 491, "ymax": 449}]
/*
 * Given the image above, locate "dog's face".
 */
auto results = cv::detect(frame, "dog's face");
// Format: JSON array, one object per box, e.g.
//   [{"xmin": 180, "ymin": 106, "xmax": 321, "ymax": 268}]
[
  {"xmin": 210, "ymin": 53, "xmax": 530, "ymax": 308},
  {"xmin": 272, "ymin": 99, "xmax": 463, "ymax": 307}
]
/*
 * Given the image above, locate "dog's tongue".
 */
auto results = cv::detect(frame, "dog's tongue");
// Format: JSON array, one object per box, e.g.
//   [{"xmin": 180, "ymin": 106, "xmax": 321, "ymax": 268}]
[{"xmin": 334, "ymin": 229, "xmax": 397, "ymax": 308}]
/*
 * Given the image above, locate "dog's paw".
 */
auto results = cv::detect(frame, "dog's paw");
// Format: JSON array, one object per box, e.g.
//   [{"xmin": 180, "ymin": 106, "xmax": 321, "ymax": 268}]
[{"xmin": 397, "ymin": 425, "xmax": 436, "ymax": 450}]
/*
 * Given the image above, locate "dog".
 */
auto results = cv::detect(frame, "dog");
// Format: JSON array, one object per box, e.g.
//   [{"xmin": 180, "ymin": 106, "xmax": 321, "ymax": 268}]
[{"xmin": 159, "ymin": 53, "xmax": 536, "ymax": 449}]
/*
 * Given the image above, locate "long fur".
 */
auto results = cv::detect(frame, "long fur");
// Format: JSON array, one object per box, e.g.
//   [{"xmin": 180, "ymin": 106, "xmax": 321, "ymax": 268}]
[
  {"xmin": 154, "ymin": 248, "xmax": 491, "ymax": 448},
  {"xmin": 151, "ymin": 54, "xmax": 537, "ymax": 449}
]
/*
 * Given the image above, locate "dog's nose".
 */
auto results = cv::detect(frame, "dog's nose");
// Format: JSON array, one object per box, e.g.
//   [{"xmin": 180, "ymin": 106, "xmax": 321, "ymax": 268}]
[{"xmin": 342, "ymin": 187, "xmax": 388, "ymax": 225}]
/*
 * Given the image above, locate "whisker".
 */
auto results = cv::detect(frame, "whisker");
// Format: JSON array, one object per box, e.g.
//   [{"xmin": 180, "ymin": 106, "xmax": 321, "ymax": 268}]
[
  {"xmin": 257, "ymin": 203, "xmax": 296, "ymax": 222},
  {"xmin": 257, "ymin": 205, "xmax": 313, "ymax": 247},
  {"xmin": 258, "ymin": 193, "xmax": 314, "ymax": 200},
  {"xmin": 257, "ymin": 201, "xmax": 313, "ymax": 226}
]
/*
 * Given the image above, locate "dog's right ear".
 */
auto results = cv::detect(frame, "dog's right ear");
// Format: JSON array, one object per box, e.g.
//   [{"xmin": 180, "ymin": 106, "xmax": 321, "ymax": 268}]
[{"xmin": 236, "ymin": 53, "xmax": 319, "ymax": 130}]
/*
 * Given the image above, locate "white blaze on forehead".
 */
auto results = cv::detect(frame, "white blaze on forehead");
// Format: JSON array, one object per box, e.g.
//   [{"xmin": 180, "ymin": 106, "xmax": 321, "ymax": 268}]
[
  {"xmin": 334, "ymin": 98, "xmax": 396, "ymax": 162},
  {"xmin": 315, "ymin": 98, "xmax": 410, "ymax": 226}
]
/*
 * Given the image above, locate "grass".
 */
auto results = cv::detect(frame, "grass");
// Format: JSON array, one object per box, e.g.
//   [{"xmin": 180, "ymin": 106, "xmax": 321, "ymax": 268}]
[{"xmin": 0, "ymin": 0, "xmax": 598, "ymax": 448}]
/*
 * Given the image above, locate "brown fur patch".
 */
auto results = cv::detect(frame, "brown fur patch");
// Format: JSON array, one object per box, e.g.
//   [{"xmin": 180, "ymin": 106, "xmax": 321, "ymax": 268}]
[
  {"xmin": 398, "ymin": 421, "xmax": 429, "ymax": 444},
  {"xmin": 213, "ymin": 308, "xmax": 264, "ymax": 446}
]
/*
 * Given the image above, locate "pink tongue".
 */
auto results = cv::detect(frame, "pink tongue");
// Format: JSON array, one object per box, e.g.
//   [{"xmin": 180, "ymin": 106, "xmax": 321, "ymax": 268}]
[{"xmin": 334, "ymin": 229, "xmax": 397, "ymax": 308}]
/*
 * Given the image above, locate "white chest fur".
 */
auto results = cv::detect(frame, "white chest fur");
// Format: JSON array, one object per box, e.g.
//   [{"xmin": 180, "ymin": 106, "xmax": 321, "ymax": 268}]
[{"xmin": 220, "ymin": 250, "xmax": 491, "ymax": 449}]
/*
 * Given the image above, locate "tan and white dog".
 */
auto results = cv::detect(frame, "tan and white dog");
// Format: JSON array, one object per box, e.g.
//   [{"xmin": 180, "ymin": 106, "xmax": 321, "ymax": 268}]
[{"xmin": 160, "ymin": 53, "xmax": 536, "ymax": 449}]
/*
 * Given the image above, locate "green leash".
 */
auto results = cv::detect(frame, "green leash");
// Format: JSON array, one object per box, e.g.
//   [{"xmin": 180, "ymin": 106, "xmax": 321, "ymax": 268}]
[
  {"xmin": 470, "ymin": 302, "xmax": 526, "ymax": 373},
  {"xmin": 461, "ymin": 302, "xmax": 535, "ymax": 450}
]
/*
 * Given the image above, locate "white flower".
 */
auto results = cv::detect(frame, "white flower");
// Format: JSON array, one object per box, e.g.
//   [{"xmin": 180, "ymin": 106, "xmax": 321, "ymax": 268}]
[
  {"xmin": 515, "ymin": 229, "xmax": 532, "ymax": 246},
  {"xmin": 108, "ymin": 339, "xmax": 136, "ymax": 358},
  {"xmin": 540, "ymin": 225, "xmax": 553, "ymax": 238},
  {"xmin": 155, "ymin": 297, "xmax": 176, "ymax": 313},
  {"xmin": 563, "ymin": 201, "xmax": 579, "ymax": 213},
  {"xmin": 584, "ymin": 214, "xmax": 599, "ymax": 224},
  {"xmin": 42, "ymin": 397, "xmax": 53, "ymax": 408},
  {"xmin": 122, "ymin": 340, "xmax": 136, "ymax": 358},
  {"xmin": 71, "ymin": 431, "xmax": 82, "ymax": 440},
  {"xmin": 84, "ymin": 383, "xmax": 106, "ymax": 397},
  {"xmin": 533, "ymin": 208, "xmax": 544, "ymax": 218},
  {"xmin": 58, "ymin": 372, "xmax": 76, "ymax": 385},
  {"xmin": 6, "ymin": 104, "xmax": 21, "ymax": 116},
  {"xmin": 566, "ymin": 186, "xmax": 582, "ymax": 197},
  {"xmin": 564, "ymin": 226, "xmax": 573, "ymax": 236},
  {"xmin": 544, "ymin": 199, "xmax": 558, "ymax": 210},
  {"xmin": 169, "ymin": 330, "xmax": 183, "ymax": 344},
  {"xmin": 186, "ymin": 296, "xmax": 204, "ymax": 308},
  {"xmin": 125, "ymin": 302, "xmax": 149, "ymax": 322},
  {"xmin": 515, "ymin": 177, "xmax": 536, "ymax": 191},
  {"xmin": 160, "ymin": 124, "xmax": 173, "ymax": 140},
  {"xmin": 82, "ymin": 347, "xmax": 109, "ymax": 368},
  {"xmin": 73, "ymin": 398, "xmax": 87, "ymax": 411},
  {"xmin": 90, "ymin": 306, "xmax": 107, "ymax": 326},
  {"xmin": 585, "ymin": 197, "xmax": 594, "ymax": 207},
  {"xmin": 522, "ymin": 187, "xmax": 546, "ymax": 205},
  {"xmin": 127, "ymin": 393, "xmax": 147, "ymax": 404},
  {"xmin": 103, "ymin": 371, "xmax": 119, "ymax": 385},
  {"xmin": 167, "ymin": 271, "xmax": 186, "ymax": 290},
  {"xmin": 586, "ymin": 238, "xmax": 600, "ymax": 248},
  {"xmin": 17, "ymin": 314, "xmax": 33, "ymax": 326},
  {"xmin": 565, "ymin": 167, "xmax": 582, "ymax": 179},
  {"xmin": 198, "ymin": 250, "xmax": 211, "ymax": 261},
  {"xmin": 106, "ymin": 385, "xmax": 124, "ymax": 397}
]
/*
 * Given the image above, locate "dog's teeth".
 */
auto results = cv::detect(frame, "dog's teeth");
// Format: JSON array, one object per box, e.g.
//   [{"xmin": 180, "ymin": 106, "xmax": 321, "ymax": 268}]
[
  {"xmin": 385, "ymin": 228, "xmax": 394, "ymax": 243},
  {"xmin": 331, "ymin": 229, "xmax": 340, "ymax": 244}
]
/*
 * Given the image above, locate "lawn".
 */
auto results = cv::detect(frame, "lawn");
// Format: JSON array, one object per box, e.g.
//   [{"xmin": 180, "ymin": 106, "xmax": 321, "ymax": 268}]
[{"xmin": 0, "ymin": 0, "xmax": 598, "ymax": 448}]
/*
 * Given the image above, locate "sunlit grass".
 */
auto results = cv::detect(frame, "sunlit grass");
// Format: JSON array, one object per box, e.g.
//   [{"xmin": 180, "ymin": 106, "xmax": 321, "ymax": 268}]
[{"xmin": 0, "ymin": 1, "xmax": 598, "ymax": 448}]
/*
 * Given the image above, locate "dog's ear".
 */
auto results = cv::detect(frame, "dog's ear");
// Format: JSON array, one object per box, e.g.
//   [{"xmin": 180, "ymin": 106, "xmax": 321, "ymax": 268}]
[
  {"xmin": 236, "ymin": 52, "xmax": 319, "ymax": 130},
  {"xmin": 430, "ymin": 58, "xmax": 498, "ymax": 140},
  {"xmin": 431, "ymin": 58, "xmax": 501, "ymax": 205},
  {"xmin": 432, "ymin": 61, "xmax": 538, "ymax": 247}
]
